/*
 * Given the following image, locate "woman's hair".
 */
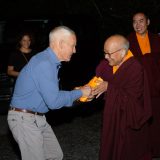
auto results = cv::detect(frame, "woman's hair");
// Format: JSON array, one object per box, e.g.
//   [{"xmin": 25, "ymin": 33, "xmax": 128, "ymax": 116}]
[{"xmin": 16, "ymin": 31, "xmax": 35, "ymax": 50}]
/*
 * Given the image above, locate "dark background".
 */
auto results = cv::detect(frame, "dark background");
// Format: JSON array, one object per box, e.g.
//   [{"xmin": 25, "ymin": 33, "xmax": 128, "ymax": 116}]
[
  {"xmin": 1, "ymin": 0, "xmax": 160, "ymax": 91},
  {"xmin": 0, "ymin": 2, "xmax": 160, "ymax": 159}
]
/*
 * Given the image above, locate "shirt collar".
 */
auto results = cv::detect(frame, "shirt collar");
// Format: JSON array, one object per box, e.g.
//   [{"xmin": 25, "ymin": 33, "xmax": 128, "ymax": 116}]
[{"xmin": 46, "ymin": 47, "xmax": 61, "ymax": 69}]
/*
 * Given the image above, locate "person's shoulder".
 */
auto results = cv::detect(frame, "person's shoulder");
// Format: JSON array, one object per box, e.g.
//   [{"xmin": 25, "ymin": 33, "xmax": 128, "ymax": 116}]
[
  {"xmin": 33, "ymin": 48, "xmax": 47, "ymax": 57},
  {"xmin": 124, "ymin": 58, "xmax": 144, "ymax": 78},
  {"xmin": 148, "ymin": 31, "xmax": 160, "ymax": 39},
  {"xmin": 30, "ymin": 48, "xmax": 51, "ymax": 66},
  {"xmin": 9, "ymin": 49, "xmax": 21, "ymax": 57},
  {"xmin": 129, "ymin": 57, "xmax": 143, "ymax": 69},
  {"xmin": 96, "ymin": 59, "xmax": 110, "ymax": 71}
]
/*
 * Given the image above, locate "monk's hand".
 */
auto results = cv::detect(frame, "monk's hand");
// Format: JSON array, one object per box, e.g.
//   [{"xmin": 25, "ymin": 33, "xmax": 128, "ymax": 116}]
[{"xmin": 92, "ymin": 81, "xmax": 108, "ymax": 98}]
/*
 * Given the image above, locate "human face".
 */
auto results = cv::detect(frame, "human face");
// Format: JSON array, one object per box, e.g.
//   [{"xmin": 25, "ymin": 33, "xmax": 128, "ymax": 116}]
[
  {"xmin": 60, "ymin": 34, "xmax": 76, "ymax": 62},
  {"xmin": 20, "ymin": 35, "xmax": 31, "ymax": 49},
  {"xmin": 133, "ymin": 13, "xmax": 149, "ymax": 36},
  {"xmin": 104, "ymin": 48, "xmax": 124, "ymax": 59},
  {"xmin": 104, "ymin": 42, "xmax": 125, "ymax": 66}
]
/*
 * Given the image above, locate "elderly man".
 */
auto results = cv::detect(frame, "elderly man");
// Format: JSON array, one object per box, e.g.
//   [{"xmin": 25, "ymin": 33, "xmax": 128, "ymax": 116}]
[
  {"xmin": 92, "ymin": 35, "xmax": 152, "ymax": 160},
  {"xmin": 127, "ymin": 12, "xmax": 160, "ymax": 158},
  {"xmin": 7, "ymin": 26, "xmax": 91, "ymax": 160}
]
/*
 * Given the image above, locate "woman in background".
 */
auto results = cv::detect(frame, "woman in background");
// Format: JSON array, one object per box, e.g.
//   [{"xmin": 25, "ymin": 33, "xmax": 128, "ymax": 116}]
[{"xmin": 7, "ymin": 32, "xmax": 36, "ymax": 89}]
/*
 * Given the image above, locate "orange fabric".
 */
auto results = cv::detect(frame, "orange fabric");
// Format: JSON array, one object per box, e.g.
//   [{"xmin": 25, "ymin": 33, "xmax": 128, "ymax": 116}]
[
  {"xmin": 113, "ymin": 50, "xmax": 133, "ymax": 74},
  {"xmin": 80, "ymin": 76, "xmax": 103, "ymax": 102},
  {"xmin": 136, "ymin": 32, "xmax": 151, "ymax": 55}
]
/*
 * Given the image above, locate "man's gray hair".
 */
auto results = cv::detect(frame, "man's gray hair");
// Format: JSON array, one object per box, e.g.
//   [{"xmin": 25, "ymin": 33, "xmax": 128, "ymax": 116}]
[{"xmin": 49, "ymin": 26, "xmax": 75, "ymax": 43}]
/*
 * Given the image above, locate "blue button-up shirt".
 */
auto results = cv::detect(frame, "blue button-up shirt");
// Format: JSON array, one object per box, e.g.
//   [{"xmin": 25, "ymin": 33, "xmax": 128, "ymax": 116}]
[{"xmin": 10, "ymin": 47, "xmax": 82, "ymax": 113}]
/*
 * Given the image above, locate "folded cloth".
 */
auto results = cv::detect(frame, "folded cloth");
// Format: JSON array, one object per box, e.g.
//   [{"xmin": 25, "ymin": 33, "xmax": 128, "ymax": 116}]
[{"xmin": 80, "ymin": 76, "xmax": 103, "ymax": 102}]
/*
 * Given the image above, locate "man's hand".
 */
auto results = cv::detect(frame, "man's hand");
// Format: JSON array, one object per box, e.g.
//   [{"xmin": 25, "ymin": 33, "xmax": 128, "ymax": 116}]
[{"xmin": 80, "ymin": 85, "xmax": 92, "ymax": 97}]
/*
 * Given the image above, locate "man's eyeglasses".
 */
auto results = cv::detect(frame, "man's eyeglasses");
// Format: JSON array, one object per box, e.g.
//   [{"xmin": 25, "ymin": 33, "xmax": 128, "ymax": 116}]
[{"xmin": 104, "ymin": 48, "xmax": 124, "ymax": 58}]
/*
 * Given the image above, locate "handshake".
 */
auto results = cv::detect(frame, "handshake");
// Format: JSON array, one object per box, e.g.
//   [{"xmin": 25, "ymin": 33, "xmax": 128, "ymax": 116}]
[{"xmin": 75, "ymin": 76, "xmax": 103, "ymax": 102}]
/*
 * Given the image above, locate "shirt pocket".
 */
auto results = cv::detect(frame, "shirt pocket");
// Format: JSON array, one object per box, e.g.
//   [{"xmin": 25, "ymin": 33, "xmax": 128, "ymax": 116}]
[{"xmin": 7, "ymin": 112, "xmax": 18, "ymax": 131}]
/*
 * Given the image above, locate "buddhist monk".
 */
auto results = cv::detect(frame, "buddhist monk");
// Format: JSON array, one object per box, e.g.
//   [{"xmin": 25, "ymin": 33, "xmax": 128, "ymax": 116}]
[
  {"xmin": 127, "ymin": 12, "xmax": 160, "ymax": 158},
  {"xmin": 92, "ymin": 35, "xmax": 152, "ymax": 160}
]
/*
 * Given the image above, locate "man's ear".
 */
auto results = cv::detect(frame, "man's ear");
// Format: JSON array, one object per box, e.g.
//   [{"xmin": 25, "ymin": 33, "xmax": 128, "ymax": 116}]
[{"xmin": 59, "ymin": 40, "xmax": 64, "ymax": 49}]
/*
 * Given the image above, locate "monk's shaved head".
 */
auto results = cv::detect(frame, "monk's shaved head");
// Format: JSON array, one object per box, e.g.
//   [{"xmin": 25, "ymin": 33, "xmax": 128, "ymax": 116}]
[
  {"xmin": 104, "ymin": 34, "xmax": 129, "ymax": 66},
  {"xmin": 104, "ymin": 34, "xmax": 129, "ymax": 51}
]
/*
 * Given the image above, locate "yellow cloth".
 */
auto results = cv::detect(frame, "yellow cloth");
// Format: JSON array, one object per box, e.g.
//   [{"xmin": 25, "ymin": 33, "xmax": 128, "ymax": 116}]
[
  {"xmin": 113, "ymin": 50, "xmax": 133, "ymax": 74},
  {"xmin": 79, "ymin": 76, "xmax": 103, "ymax": 102},
  {"xmin": 136, "ymin": 32, "xmax": 151, "ymax": 55}
]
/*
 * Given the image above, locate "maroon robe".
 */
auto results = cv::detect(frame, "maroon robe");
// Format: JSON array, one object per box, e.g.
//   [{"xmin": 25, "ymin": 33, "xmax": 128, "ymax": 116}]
[
  {"xmin": 96, "ymin": 58, "xmax": 152, "ymax": 160},
  {"xmin": 127, "ymin": 32, "xmax": 160, "ymax": 157}
]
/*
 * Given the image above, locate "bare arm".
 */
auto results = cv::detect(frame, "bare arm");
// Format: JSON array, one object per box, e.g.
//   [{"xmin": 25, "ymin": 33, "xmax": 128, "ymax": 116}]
[{"xmin": 7, "ymin": 66, "xmax": 19, "ymax": 77}]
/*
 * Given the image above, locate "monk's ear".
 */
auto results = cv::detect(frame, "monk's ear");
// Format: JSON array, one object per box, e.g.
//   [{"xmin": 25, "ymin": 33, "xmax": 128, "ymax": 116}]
[
  {"xmin": 147, "ymin": 19, "xmax": 150, "ymax": 26},
  {"xmin": 121, "ymin": 50, "xmax": 125, "ymax": 58}
]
